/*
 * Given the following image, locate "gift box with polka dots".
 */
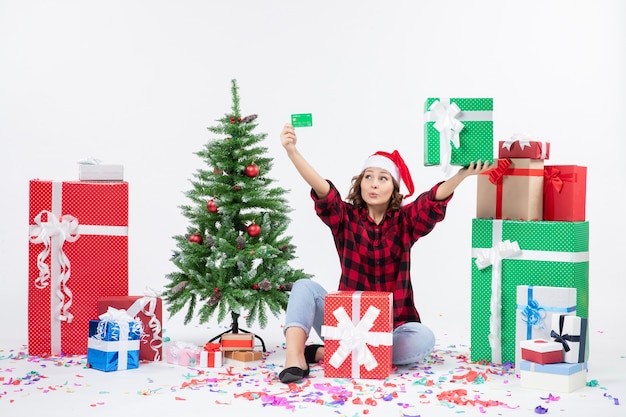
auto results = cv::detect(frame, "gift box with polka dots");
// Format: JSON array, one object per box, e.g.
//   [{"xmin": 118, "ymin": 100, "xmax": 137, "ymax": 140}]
[
  {"xmin": 28, "ymin": 180, "xmax": 129, "ymax": 356},
  {"xmin": 423, "ymin": 97, "xmax": 494, "ymax": 168},
  {"xmin": 321, "ymin": 291, "xmax": 393, "ymax": 379},
  {"xmin": 469, "ymin": 219, "xmax": 589, "ymax": 365}
]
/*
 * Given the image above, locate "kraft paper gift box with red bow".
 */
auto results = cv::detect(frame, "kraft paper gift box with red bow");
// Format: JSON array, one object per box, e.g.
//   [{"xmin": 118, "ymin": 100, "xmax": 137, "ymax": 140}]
[
  {"xmin": 543, "ymin": 165, "xmax": 587, "ymax": 221},
  {"xmin": 515, "ymin": 285, "xmax": 577, "ymax": 366},
  {"xmin": 28, "ymin": 180, "xmax": 129, "ymax": 356},
  {"xmin": 470, "ymin": 219, "xmax": 589, "ymax": 365},
  {"xmin": 476, "ymin": 158, "xmax": 545, "ymax": 221},
  {"xmin": 423, "ymin": 97, "xmax": 494, "ymax": 174},
  {"xmin": 220, "ymin": 333, "xmax": 255, "ymax": 351},
  {"xmin": 498, "ymin": 135, "xmax": 550, "ymax": 160},
  {"xmin": 519, "ymin": 360, "xmax": 587, "ymax": 393},
  {"xmin": 520, "ymin": 339, "xmax": 563, "ymax": 365},
  {"xmin": 550, "ymin": 314, "xmax": 588, "ymax": 364},
  {"xmin": 166, "ymin": 341, "xmax": 201, "ymax": 367},
  {"xmin": 87, "ymin": 308, "xmax": 142, "ymax": 372},
  {"xmin": 321, "ymin": 291, "xmax": 393, "ymax": 379},
  {"xmin": 199, "ymin": 343, "xmax": 223, "ymax": 367},
  {"xmin": 98, "ymin": 291, "xmax": 163, "ymax": 361}
]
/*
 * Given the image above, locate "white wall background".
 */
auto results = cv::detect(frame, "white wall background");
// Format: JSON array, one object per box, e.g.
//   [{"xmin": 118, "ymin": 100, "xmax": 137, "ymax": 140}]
[{"xmin": 1, "ymin": 0, "xmax": 624, "ymax": 346}]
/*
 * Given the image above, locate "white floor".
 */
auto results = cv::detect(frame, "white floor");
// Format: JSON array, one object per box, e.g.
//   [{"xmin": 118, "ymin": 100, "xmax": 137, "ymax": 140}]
[{"xmin": 1, "ymin": 313, "xmax": 624, "ymax": 417}]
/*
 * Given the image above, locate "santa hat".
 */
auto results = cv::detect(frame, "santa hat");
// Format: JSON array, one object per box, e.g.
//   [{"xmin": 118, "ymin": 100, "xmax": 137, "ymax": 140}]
[{"xmin": 361, "ymin": 150, "xmax": 415, "ymax": 199}]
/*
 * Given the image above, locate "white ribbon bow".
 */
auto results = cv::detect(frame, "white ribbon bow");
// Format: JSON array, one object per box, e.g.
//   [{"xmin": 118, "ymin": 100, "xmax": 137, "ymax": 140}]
[
  {"xmin": 321, "ymin": 305, "xmax": 393, "ymax": 372},
  {"xmin": 77, "ymin": 156, "xmax": 103, "ymax": 165},
  {"xmin": 98, "ymin": 306, "xmax": 135, "ymax": 323},
  {"xmin": 429, "ymin": 99, "xmax": 464, "ymax": 176},
  {"xmin": 29, "ymin": 210, "xmax": 80, "ymax": 323},
  {"xmin": 501, "ymin": 132, "xmax": 536, "ymax": 151},
  {"xmin": 125, "ymin": 287, "xmax": 163, "ymax": 361},
  {"xmin": 474, "ymin": 240, "xmax": 522, "ymax": 270}
]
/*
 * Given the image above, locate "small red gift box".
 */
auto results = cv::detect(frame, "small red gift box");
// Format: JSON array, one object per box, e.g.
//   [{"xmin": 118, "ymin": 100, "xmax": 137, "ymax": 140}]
[
  {"xmin": 476, "ymin": 158, "xmax": 544, "ymax": 220},
  {"xmin": 520, "ymin": 339, "xmax": 563, "ymax": 365},
  {"xmin": 220, "ymin": 333, "xmax": 254, "ymax": 351},
  {"xmin": 499, "ymin": 136, "xmax": 550, "ymax": 160},
  {"xmin": 543, "ymin": 165, "xmax": 587, "ymax": 221},
  {"xmin": 200, "ymin": 343, "xmax": 223, "ymax": 367},
  {"xmin": 98, "ymin": 292, "xmax": 163, "ymax": 361},
  {"xmin": 321, "ymin": 291, "xmax": 393, "ymax": 379},
  {"xmin": 28, "ymin": 180, "xmax": 129, "ymax": 356}
]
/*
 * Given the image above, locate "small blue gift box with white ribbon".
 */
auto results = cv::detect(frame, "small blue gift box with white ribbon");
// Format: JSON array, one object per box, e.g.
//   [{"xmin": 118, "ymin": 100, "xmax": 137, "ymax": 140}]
[
  {"xmin": 515, "ymin": 286, "xmax": 577, "ymax": 365},
  {"xmin": 87, "ymin": 307, "xmax": 142, "ymax": 372}
]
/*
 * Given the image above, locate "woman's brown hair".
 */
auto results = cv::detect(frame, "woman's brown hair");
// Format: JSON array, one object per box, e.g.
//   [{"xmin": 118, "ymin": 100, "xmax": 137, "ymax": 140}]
[{"xmin": 346, "ymin": 171, "xmax": 404, "ymax": 211}]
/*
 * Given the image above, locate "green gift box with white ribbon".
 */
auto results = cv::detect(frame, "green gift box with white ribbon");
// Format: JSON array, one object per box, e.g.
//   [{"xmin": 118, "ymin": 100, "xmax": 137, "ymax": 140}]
[
  {"xmin": 470, "ymin": 219, "xmax": 589, "ymax": 365},
  {"xmin": 424, "ymin": 97, "xmax": 494, "ymax": 174}
]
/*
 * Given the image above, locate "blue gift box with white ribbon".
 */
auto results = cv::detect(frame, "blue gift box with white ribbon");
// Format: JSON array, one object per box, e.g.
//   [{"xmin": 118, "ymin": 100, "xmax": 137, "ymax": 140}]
[{"xmin": 87, "ymin": 307, "xmax": 142, "ymax": 372}]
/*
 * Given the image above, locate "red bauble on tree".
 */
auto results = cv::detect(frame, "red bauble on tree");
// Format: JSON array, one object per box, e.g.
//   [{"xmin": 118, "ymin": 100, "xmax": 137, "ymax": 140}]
[
  {"xmin": 206, "ymin": 199, "xmax": 218, "ymax": 213},
  {"xmin": 247, "ymin": 223, "xmax": 261, "ymax": 237},
  {"xmin": 245, "ymin": 163, "xmax": 260, "ymax": 178},
  {"xmin": 189, "ymin": 233, "xmax": 203, "ymax": 244}
]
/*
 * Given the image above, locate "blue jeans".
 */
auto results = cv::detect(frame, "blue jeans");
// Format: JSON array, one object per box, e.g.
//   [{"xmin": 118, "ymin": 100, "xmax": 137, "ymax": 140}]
[{"xmin": 284, "ymin": 279, "xmax": 435, "ymax": 365}]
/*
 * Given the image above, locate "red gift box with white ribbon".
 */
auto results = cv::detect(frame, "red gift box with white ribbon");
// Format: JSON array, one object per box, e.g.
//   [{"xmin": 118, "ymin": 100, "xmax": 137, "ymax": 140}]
[
  {"xmin": 498, "ymin": 134, "xmax": 550, "ymax": 160},
  {"xmin": 321, "ymin": 291, "xmax": 393, "ymax": 379},
  {"xmin": 28, "ymin": 180, "xmax": 129, "ymax": 356}
]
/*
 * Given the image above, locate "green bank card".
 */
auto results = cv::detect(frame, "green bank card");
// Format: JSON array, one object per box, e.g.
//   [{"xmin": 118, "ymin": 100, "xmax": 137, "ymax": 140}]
[{"xmin": 291, "ymin": 113, "xmax": 313, "ymax": 127}]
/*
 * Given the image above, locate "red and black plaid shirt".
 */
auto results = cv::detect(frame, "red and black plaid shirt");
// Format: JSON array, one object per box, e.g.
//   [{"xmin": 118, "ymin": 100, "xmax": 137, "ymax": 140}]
[{"xmin": 312, "ymin": 180, "xmax": 451, "ymax": 328}]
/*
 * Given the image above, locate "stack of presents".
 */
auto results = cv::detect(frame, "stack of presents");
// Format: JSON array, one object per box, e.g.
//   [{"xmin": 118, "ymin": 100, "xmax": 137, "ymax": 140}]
[
  {"xmin": 312, "ymin": 98, "xmax": 589, "ymax": 391},
  {"xmin": 27, "ymin": 163, "xmax": 262, "ymax": 372},
  {"xmin": 425, "ymin": 97, "xmax": 589, "ymax": 392},
  {"xmin": 164, "ymin": 333, "xmax": 263, "ymax": 369}
]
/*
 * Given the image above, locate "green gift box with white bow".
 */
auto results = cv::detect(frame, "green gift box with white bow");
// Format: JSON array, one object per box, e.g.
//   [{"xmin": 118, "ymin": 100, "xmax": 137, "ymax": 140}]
[
  {"xmin": 470, "ymin": 219, "xmax": 589, "ymax": 365},
  {"xmin": 423, "ymin": 98, "xmax": 494, "ymax": 173}
]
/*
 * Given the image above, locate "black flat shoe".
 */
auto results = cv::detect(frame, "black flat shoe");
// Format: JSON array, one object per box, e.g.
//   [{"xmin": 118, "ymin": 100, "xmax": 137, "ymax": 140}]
[
  {"xmin": 278, "ymin": 365, "xmax": 310, "ymax": 383},
  {"xmin": 304, "ymin": 344, "xmax": 324, "ymax": 364}
]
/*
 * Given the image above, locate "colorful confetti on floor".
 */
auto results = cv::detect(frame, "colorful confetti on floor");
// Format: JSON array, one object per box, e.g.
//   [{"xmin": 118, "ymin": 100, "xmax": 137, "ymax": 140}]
[{"xmin": 1, "ymin": 340, "xmax": 623, "ymax": 416}]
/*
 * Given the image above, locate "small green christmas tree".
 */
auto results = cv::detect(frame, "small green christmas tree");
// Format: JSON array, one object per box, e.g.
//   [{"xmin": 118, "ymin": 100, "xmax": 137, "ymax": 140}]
[{"xmin": 163, "ymin": 79, "xmax": 310, "ymax": 335}]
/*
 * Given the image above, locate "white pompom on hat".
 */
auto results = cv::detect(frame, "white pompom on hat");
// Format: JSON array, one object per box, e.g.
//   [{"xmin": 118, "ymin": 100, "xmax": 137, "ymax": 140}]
[{"xmin": 361, "ymin": 150, "xmax": 415, "ymax": 199}]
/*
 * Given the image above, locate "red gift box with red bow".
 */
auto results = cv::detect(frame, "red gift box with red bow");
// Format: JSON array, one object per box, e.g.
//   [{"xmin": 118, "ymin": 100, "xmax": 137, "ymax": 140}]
[{"xmin": 543, "ymin": 165, "xmax": 587, "ymax": 221}]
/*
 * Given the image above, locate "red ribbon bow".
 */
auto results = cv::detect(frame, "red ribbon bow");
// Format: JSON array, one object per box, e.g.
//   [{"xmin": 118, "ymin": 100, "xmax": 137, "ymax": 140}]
[
  {"xmin": 203, "ymin": 342, "xmax": 221, "ymax": 352},
  {"xmin": 488, "ymin": 158, "xmax": 512, "ymax": 184},
  {"xmin": 544, "ymin": 166, "xmax": 564, "ymax": 193}
]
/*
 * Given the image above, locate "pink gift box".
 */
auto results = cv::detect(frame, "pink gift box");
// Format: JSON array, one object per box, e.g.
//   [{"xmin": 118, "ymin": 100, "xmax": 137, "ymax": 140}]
[{"xmin": 166, "ymin": 342, "xmax": 201, "ymax": 367}]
